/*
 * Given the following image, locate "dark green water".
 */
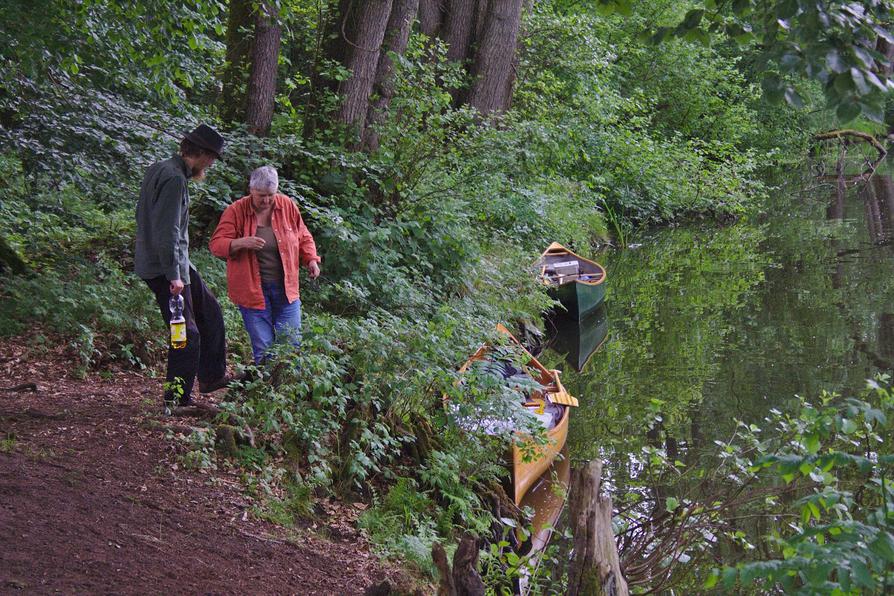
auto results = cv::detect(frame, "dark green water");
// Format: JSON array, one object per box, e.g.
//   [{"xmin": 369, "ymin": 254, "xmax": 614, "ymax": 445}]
[{"xmin": 539, "ymin": 159, "xmax": 894, "ymax": 483}]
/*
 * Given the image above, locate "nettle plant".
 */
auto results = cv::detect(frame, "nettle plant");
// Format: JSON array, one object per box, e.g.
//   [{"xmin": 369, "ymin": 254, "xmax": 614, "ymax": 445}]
[
  {"xmin": 612, "ymin": 377, "xmax": 894, "ymax": 594},
  {"xmin": 705, "ymin": 378, "xmax": 894, "ymax": 593}
]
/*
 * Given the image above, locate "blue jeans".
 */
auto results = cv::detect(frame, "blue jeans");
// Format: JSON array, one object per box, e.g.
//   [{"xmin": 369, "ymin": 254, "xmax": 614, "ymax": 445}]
[{"xmin": 238, "ymin": 282, "xmax": 302, "ymax": 364}]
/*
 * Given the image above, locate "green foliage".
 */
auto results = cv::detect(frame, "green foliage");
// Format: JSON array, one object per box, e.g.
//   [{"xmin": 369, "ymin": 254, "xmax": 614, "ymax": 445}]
[
  {"xmin": 359, "ymin": 477, "xmax": 449, "ymax": 577},
  {"xmin": 253, "ymin": 480, "xmax": 316, "ymax": 527},
  {"xmin": 643, "ymin": 0, "xmax": 894, "ymax": 123},
  {"xmin": 1, "ymin": 0, "xmax": 225, "ymax": 103},
  {"xmin": 515, "ymin": 3, "xmax": 780, "ymax": 227},
  {"xmin": 709, "ymin": 380, "xmax": 894, "ymax": 593},
  {"xmin": 0, "ymin": 0, "xmax": 845, "ymax": 588}
]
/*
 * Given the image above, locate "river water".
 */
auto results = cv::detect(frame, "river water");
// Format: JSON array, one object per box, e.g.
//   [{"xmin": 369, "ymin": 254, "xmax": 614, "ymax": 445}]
[{"xmin": 531, "ymin": 156, "xmax": 894, "ymax": 582}]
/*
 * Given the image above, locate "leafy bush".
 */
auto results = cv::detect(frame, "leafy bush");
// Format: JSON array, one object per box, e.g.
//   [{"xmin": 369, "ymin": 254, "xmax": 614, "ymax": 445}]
[
  {"xmin": 359, "ymin": 477, "xmax": 448, "ymax": 577},
  {"xmin": 706, "ymin": 379, "xmax": 894, "ymax": 593}
]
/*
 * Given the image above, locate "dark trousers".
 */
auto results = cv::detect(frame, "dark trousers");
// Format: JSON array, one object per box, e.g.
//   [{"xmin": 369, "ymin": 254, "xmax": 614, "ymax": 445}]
[{"xmin": 144, "ymin": 267, "xmax": 227, "ymax": 404}]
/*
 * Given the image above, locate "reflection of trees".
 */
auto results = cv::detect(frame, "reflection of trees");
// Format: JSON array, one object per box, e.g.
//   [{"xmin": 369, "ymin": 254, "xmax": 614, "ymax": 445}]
[
  {"xmin": 549, "ymin": 224, "xmax": 769, "ymax": 465},
  {"xmin": 860, "ymin": 175, "xmax": 894, "ymax": 246},
  {"xmin": 543, "ymin": 164, "xmax": 894, "ymax": 592}
]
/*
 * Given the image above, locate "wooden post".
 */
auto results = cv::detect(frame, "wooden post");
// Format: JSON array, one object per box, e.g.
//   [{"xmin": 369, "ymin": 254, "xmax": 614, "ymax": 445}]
[
  {"xmin": 566, "ymin": 461, "xmax": 628, "ymax": 596},
  {"xmin": 432, "ymin": 533, "xmax": 485, "ymax": 596}
]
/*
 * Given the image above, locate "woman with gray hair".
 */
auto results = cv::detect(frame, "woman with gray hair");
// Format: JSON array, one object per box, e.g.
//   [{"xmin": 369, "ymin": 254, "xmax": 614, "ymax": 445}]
[{"xmin": 210, "ymin": 166, "xmax": 321, "ymax": 364}]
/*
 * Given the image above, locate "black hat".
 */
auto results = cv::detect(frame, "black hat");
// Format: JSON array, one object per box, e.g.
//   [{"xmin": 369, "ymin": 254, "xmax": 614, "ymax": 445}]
[{"xmin": 183, "ymin": 124, "xmax": 224, "ymax": 158}]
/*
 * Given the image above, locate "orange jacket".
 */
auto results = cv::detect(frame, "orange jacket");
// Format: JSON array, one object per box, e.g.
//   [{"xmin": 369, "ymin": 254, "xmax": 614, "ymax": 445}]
[{"xmin": 210, "ymin": 194, "xmax": 320, "ymax": 309}]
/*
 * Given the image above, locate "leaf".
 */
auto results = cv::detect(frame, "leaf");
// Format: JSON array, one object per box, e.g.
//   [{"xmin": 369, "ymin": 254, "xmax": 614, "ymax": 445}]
[
  {"xmin": 780, "ymin": 52, "xmax": 801, "ymax": 71},
  {"xmin": 852, "ymin": 560, "xmax": 874, "ymax": 588},
  {"xmin": 833, "ymin": 72, "xmax": 855, "ymax": 94},
  {"xmin": 836, "ymin": 101, "xmax": 861, "ymax": 123},
  {"xmin": 722, "ymin": 566, "xmax": 739, "ymax": 589},
  {"xmin": 799, "ymin": 460, "xmax": 813, "ymax": 476},
  {"xmin": 853, "ymin": 46, "xmax": 875, "ymax": 70},
  {"xmin": 704, "ymin": 570, "xmax": 720, "ymax": 589},
  {"xmin": 681, "ymin": 9, "xmax": 704, "ymax": 30},
  {"xmin": 807, "ymin": 500, "xmax": 820, "ymax": 521},
  {"xmin": 762, "ymin": 73, "xmax": 784, "ymax": 104},
  {"xmin": 826, "ymin": 50, "xmax": 847, "ymax": 74},
  {"xmin": 666, "ymin": 496, "xmax": 680, "ymax": 512},
  {"xmin": 839, "ymin": 566, "xmax": 851, "ymax": 592},
  {"xmin": 861, "ymin": 101, "xmax": 885, "ymax": 123},
  {"xmin": 864, "ymin": 71, "xmax": 888, "ymax": 93},
  {"xmin": 732, "ymin": 0, "xmax": 751, "ymax": 15},
  {"xmin": 874, "ymin": 24, "xmax": 894, "ymax": 45},
  {"xmin": 850, "ymin": 68, "xmax": 871, "ymax": 96},
  {"xmin": 775, "ymin": 0, "xmax": 798, "ymax": 18},
  {"xmin": 804, "ymin": 433, "xmax": 820, "ymax": 454},
  {"xmin": 870, "ymin": 532, "xmax": 894, "ymax": 563}
]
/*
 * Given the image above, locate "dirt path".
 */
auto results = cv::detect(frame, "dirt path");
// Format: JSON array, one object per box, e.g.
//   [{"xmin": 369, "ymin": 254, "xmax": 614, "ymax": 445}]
[{"xmin": 0, "ymin": 337, "xmax": 404, "ymax": 595}]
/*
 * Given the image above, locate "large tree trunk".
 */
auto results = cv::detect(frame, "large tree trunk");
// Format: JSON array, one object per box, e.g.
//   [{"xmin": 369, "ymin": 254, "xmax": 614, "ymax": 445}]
[
  {"xmin": 465, "ymin": 0, "xmax": 523, "ymax": 116},
  {"xmin": 221, "ymin": 0, "xmax": 254, "ymax": 123},
  {"xmin": 361, "ymin": 0, "xmax": 420, "ymax": 151},
  {"xmin": 334, "ymin": 0, "xmax": 394, "ymax": 138},
  {"xmin": 245, "ymin": 1, "xmax": 282, "ymax": 137},
  {"xmin": 440, "ymin": 0, "xmax": 479, "ymax": 63},
  {"xmin": 418, "ymin": 0, "xmax": 444, "ymax": 38}
]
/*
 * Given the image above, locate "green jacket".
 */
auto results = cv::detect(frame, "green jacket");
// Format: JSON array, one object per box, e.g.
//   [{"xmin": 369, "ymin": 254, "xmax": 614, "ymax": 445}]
[{"xmin": 134, "ymin": 155, "xmax": 193, "ymax": 285}]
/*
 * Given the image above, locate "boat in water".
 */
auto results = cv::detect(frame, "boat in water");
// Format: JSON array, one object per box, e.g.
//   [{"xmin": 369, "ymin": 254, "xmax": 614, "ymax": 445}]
[
  {"xmin": 537, "ymin": 242, "xmax": 607, "ymax": 320},
  {"xmin": 456, "ymin": 324, "xmax": 578, "ymax": 505}
]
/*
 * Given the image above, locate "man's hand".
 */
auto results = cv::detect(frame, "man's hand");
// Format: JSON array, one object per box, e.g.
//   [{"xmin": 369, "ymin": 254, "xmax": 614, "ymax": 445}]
[
  {"xmin": 170, "ymin": 279, "xmax": 185, "ymax": 295},
  {"xmin": 308, "ymin": 261, "xmax": 321, "ymax": 279}
]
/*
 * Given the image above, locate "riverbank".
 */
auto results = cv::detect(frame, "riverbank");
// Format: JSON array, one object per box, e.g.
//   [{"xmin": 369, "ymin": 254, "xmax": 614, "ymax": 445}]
[{"xmin": 0, "ymin": 334, "xmax": 415, "ymax": 595}]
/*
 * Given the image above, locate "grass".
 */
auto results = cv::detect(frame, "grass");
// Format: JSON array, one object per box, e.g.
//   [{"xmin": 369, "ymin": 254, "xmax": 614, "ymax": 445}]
[{"xmin": 0, "ymin": 433, "xmax": 17, "ymax": 453}]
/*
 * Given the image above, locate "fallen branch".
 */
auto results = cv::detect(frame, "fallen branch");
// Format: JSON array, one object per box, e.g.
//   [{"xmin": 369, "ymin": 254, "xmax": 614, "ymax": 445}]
[{"xmin": 814, "ymin": 129, "xmax": 887, "ymax": 159}]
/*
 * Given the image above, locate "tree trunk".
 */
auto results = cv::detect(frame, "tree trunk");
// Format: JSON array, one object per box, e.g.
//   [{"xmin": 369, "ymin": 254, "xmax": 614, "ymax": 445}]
[
  {"xmin": 221, "ymin": 0, "xmax": 254, "ymax": 123},
  {"xmin": 334, "ymin": 0, "xmax": 394, "ymax": 138},
  {"xmin": 567, "ymin": 461, "xmax": 629, "ymax": 596},
  {"xmin": 245, "ymin": 1, "xmax": 282, "ymax": 137},
  {"xmin": 361, "ymin": 0, "xmax": 420, "ymax": 151},
  {"xmin": 440, "ymin": 0, "xmax": 479, "ymax": 63},
  {"xmin": 465, "ymin": 0, "xmax": 523, "ymax": 116},
  {"xmin": 432, "ymin": 534, "xmax": 485, "ymax": 596},
  {"xmin": 418, "ymin": 0, "xmax": 444, "ymax": 37}
]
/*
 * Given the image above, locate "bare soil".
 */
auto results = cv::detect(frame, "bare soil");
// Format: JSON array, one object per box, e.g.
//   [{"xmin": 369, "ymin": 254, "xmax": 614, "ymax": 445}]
[{"xmin": 0, "ymin": 336, "xmax": 407, "ymax": 595}]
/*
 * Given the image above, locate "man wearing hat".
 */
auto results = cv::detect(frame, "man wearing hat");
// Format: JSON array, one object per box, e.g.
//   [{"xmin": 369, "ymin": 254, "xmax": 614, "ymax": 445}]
[{"xmin": 135, "ymin": 124, "xmax": 237, "ymax": 407}]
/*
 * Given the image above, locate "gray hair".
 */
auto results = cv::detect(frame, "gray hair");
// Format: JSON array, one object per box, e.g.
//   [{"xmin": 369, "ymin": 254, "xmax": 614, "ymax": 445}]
[{"xmin": 249, "ymin": 166, "xmax": 279, "ymax": 192}]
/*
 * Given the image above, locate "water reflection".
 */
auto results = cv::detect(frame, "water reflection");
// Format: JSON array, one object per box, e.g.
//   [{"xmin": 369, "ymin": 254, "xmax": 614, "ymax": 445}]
[
  {"xmin": 533, "ymin": 158, "xmax": 894, "ymax": 584},
  {"xmin": 860, "ymin": 175, "xmax": 894, "ymax": 246},
  {"xmin": 516, "ymin": 447, "xmax": 570, "ymax": 555},
  {"xmin": 544, "ymin": 305, "xmax": 609, "ymax": 373}
]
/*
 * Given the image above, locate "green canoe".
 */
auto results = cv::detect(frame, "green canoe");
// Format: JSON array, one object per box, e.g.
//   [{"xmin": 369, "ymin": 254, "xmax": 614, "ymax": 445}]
[{"xmin": 537, "ymin": 242, "xmax": 607, "ymax": 320}]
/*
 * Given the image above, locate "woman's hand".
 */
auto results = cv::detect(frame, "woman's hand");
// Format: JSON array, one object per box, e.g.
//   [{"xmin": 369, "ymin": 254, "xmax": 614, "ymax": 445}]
[
  {"xmin": 228, "ymin": 236, "xmax": 265, "ymax": 257},
  {"xmin": 308, "ymin": 261, "xmax": 321, "ymax": 279},
  {"xmin": 231, "ymin": 236, "xmax": 266, "ymax": 255}
]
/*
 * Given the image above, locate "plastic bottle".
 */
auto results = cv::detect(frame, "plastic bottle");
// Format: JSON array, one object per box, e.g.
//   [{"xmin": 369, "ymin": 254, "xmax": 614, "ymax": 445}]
[{"xmin": 169, "ymin": 294, "xmax": 186, "ymax": 349}]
